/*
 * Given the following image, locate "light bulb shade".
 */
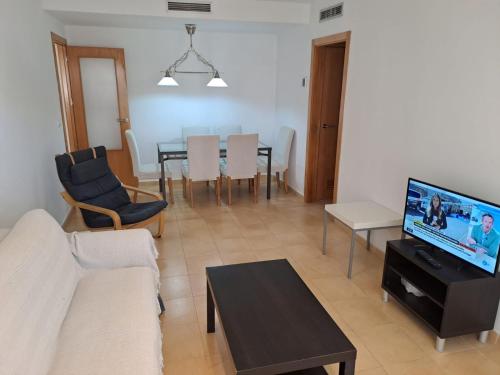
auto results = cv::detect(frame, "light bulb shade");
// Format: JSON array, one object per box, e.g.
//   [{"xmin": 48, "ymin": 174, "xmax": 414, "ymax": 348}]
[
  {"xmin": 207, "ymin": 72, "xmax": 228, "ymax": 88},
  {"xmin": 158, "ymin": 72, "xmax": 179, "ymax": 86}
]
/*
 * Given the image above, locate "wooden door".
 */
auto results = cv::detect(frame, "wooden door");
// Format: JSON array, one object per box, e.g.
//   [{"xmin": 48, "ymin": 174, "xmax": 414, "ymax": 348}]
[
  {"xmin": 67, "ymin": 47, "xmax": 136, "ymax": 186},
  {"xmin": 51, "ymin": 33, "xmax": 77, "ymax": 152},
  {"xmin": 314, "ymin": 45, "xmax": 345, "ymax": 202}
]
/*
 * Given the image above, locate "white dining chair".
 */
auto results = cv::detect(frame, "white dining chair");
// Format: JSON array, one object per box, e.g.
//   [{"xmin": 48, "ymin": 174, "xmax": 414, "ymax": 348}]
[
  {"xmin": 181, "ymin": 126, "xmax": 211, "ymax": 142},
  {"xmin": 182, "ymin": 135, "xmax": 221, "ymax": 207},
  {"xmin": 258, "ymin": 126, "xmax": 295, "ymax": 193},
  {"xmin": 220, "ymin": 134, "xmax": 259, "ymax": 205},
  {"xmin": 125, "ymin": 129, "xmax": 174, "ymax": 203},
  {"xmin": 215, "ymin": 125, "xmax": 242, "ymax": 141}
]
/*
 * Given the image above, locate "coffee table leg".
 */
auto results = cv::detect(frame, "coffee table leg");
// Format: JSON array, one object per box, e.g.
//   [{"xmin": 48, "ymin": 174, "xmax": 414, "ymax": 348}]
[
  {"xmin": 322, "ymin": 210, "xmax": 328, "ymax": 255},
  {"xmin": 339, "ymin": 360, "xmax": 355, "ymax": 375},
  {"xmin": 207, "ymin": 282, "xmax": 215, "ymax": 333}
]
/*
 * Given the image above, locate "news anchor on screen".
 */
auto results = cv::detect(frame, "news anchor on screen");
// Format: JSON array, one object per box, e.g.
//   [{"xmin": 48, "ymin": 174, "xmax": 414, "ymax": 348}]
[
  {"xmin": 467, "ymin": 213, "xmax": 500, "ymax": 258},
  {"xmin": 423, "ymin": 194, "xmax": 448, "ymax": 230}
]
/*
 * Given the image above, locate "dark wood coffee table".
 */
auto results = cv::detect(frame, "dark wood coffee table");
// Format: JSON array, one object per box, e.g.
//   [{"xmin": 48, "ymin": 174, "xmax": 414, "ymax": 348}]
[{"xmin": 206, "ymin": 259, "xmax": 356, "ymax": 374}]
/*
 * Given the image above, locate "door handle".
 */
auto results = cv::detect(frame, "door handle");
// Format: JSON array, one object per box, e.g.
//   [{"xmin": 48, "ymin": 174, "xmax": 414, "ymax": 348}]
[
  {"xmin": 117, "ymin": 118, "xmax": 129, "ymax": 123},
  {"xmin": 322, "ymin": 124, "xmax": 336, "ymax": 129}
]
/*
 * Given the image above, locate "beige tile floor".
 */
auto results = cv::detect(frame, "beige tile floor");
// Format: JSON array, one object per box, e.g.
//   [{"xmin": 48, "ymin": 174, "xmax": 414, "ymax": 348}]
[{"xmin": 64, "ymin": 181, "xmax": 500, "ymax": 375}]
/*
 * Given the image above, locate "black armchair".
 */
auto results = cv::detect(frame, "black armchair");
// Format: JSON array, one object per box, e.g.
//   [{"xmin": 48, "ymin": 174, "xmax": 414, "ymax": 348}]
[{"xmin": 55, "ymin": 146, "xmax": 167, "ymax": 237}]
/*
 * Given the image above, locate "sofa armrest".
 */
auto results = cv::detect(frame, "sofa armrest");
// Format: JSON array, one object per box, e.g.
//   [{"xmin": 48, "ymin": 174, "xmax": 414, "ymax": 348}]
[
  {"xmin": 68, "ymin": 229, "xmax": 159, "ymax": 281},
  {"xmin": 0, "ymin": 228, "xmax": 10, "ymax": 242}
]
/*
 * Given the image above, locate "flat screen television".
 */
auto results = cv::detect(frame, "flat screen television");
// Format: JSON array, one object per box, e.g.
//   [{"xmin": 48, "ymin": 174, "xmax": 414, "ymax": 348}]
[{"xmin": 403, "ymin": 178, "xmax": 500, "ymax": 276}]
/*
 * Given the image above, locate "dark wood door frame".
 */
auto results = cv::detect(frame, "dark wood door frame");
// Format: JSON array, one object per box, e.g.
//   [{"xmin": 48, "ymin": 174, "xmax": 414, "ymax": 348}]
[
  {"xmin": 304, "ymin": 31, "xmax": 351, "ymax": 203},
  {"xmin": 51, "ymin": 32, "xmax": 78, "ymax": 152},
  {"xmin": 66, "ymin": 46, "xmax": 137, "ymax": 186}
]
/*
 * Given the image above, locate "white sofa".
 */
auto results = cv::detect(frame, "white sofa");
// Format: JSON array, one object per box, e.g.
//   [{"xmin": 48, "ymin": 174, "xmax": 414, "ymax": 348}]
[{"xmin": 0, "ymin": 209, "xmax": 163, "ymax": 375}]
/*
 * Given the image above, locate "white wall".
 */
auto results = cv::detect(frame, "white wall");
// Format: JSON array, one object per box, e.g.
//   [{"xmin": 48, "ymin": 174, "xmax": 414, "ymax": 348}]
[
  {"xmin": 275, "ymin": 0, "xmax": 500, "ymax": 332},
  {"xmin": 0, "ymin": 0, "xmax": 68, "ymax": 227},
  {"xmin": 65, "ymin": 25, "xmax": 278, "ymax": 177},
  {"xmin": 275, "ymin": 25, "xmax": 310, "ymax": 194},
  {"xmin": 276, "ymin": 0, "xmax": 500, "ymax": 242},
  {"xmin": 43, "ymin": 0, "xmax": 310, "ymax": 24}
]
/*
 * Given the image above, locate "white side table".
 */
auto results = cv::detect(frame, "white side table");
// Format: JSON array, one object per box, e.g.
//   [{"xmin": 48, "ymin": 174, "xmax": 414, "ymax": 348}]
[{"xmin": 323, "ymin": 201, "xmax": 403, "ymax": 278}]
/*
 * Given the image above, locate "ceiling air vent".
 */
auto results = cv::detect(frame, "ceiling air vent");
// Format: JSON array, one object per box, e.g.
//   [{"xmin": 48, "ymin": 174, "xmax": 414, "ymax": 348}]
[
  {"xmin": 319, "ymin": 2, "xmax": 343, "ymax": 22},
  {"xmin": 167, "ymin": 1, "xmax": 211, "ymax": 12}
]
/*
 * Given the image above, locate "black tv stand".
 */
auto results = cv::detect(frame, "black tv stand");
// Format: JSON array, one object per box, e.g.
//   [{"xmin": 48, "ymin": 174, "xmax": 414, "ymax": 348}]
[{"xmin": 382, "ymin": 239, "xmax": 500, "ymax": 352}]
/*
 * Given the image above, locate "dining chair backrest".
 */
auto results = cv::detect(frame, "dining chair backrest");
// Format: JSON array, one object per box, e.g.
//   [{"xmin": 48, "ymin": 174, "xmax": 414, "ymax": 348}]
[
  {"xmin": 186, "ymin": 135, "xmax": 220, "ymax": 181},
  {"xmin": 182, "ymin": 126, "xmax": 211, "ymax": 142},
  {"xmin": 125, "ymin": 129, "xmax": 141, "ymax": 176},
  {"xmin": 226, "ymin": 134, "xmax": 258, "ymax": 179},
  {"xmin": 274, "ymin": 126, "xmax": 295, "ymax": 169},
  {"xmin": 215, "ymin": 125, "xmax": 242, "ymax": 141}
]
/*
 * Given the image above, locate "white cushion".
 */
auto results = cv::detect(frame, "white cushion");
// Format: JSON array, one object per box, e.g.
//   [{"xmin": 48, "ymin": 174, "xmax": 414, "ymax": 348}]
[
  {"xmin": 138, "ymin": 163, "xmax": 172, "ymax": 180},
  {"xmin": 181, "ymin": 159, "xmax": 189, "ymax": 178},
  {"xmin": 69, "ymin": 229, "xmax": 160, "ymax": 284},
  {"xmin": 0, "ymin": 210, "xmax": 81, "ymax": 375},
  {"xmin": 257, "ymin": 156, "xmax": 286, "ymax": 174},
  {"xmin": 223, "ymin": 134, "xmax": 258, "ymax": 179},
  {"xmin": 48, "ymin": 267, "xmax": 161, "ymax": 375},
  {"xmin": 0, "ymin": 228, "xmax": 10, "ymax": 242}
]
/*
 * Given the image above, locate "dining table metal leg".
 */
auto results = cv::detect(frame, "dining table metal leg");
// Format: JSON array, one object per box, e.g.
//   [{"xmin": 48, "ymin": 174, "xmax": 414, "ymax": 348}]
[
  {"xmin": 266, "ymin": 148, "xmax": 272, "ymax": 200},
  {"xmin": 160, "ymin": 156, "xmax": 167, "ymax": 201},
  {"xmin": 322, "ymin": 209, "xmax": 328, "ymax": 255}
]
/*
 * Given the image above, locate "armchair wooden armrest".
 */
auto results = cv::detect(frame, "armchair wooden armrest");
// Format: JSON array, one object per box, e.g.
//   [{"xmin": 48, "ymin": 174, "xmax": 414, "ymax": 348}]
[
  {"xmin": 60, "ymin": 191, "xmax": 122, "ymax": 229},
  {"xmin": 122, "ymin": 184, "xmax": 163, "ymax": 202}
]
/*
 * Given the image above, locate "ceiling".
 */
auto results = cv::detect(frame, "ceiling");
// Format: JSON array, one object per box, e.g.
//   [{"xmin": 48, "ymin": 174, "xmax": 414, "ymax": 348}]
[{"xmin": 48, "ymin": 10, "xmax": 307, "ymax": 33}]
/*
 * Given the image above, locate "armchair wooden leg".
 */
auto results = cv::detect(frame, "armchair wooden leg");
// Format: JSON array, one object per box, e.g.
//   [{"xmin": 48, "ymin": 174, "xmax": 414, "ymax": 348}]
[
  {"xmin": 158, "ymin": 294, "xmax": 166, "ymax": 315},
  {"xmin": 132, "ymin": 191, "xmax": 138, "ymax": 203},
  {"xmin": 284, "ymin": 169, "xmax": 289, "ymax": 193},
  {"xmin": 253, "ymin": 175, "xmax": 258, "ymax": 203},
  {"xmin": 227, "ymin": 176, "xmax": 232, "ymax": 205},
  {"xmin": 276, "ymin": 172, "xmax": 280, "ymax": 190},
  {"xmin": 155, "ymin": 211, "xmax": 165, "ymax": 238},
  {"xmin": 182, "ymin": 176, "xmax": 186, "ymax": 198},
  {"xmin": 216, "ymin": 177, "xmax": 221, "ymax": 206},
  {"xmin": 167, "ymin": 177, "xmax": 174, "ymax": 204},
  {"xmin": 189, "ymin": 179, "xmax": 194, "ymax": 208}
]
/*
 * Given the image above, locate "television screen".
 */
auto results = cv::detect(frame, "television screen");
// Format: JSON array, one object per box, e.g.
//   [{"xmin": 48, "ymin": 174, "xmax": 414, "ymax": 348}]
[{"xmin": 403, "ymin": 178, "xmax": 500, "ymax": 276}]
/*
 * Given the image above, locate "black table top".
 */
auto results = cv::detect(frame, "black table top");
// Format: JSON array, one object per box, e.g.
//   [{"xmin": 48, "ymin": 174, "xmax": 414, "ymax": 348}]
[{"xmin": 206, "ymin": 259, "xmax": 356, "ymax": 374}]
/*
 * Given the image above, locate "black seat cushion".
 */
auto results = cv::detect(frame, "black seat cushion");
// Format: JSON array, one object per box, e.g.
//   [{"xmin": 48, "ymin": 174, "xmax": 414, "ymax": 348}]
[
  {"xmin": 55, "ymin": 146, "xmax": 167, "ymax": 228},
  {"xmin": 84, "ymin": 200, "xmax": 167, "ymax": 228}
]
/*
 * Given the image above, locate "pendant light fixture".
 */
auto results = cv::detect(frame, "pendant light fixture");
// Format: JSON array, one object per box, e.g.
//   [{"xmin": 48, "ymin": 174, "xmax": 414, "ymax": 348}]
[{"xmin": 158, "ymin": 24, "xmax": 228, "ymax": 88}]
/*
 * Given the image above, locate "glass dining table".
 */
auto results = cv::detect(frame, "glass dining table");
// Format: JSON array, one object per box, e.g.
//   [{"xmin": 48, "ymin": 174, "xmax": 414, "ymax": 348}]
[{"xmin": 157, "ymin": 141, "xmax": 273, "ymax": 201}]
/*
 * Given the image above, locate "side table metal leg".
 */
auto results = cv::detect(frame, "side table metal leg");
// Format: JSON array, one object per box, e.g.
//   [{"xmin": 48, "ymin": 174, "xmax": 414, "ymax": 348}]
[
  {"xmin": 383, "ymin": 290, "xmax": 389, "ymax": 303},
  {"xmin": 322, "ymin": 210, "xmax": 328, "ymax": 255},
  {"xmin": 366, "ymin": 230, "xmax": 371, "ymax": 250},
  {"xmin": 347, "ymin": 231, "xmax": 356, "ymax": 279},
  {"xmin": 478, "ymin": 330, "xmax": 489, "ymax": 344},
  {"xmin": 436, "ymin": 336, "xmax": 445, "ymax": 352}
]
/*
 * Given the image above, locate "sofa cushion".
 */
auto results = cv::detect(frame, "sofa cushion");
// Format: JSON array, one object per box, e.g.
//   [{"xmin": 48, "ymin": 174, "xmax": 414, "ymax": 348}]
[
  {"xmin": 48, "ymin": 267, "xmax": 162, "ymax": 375},
  {"xmin": 70, "ymin": 157, "xmax": 111, "ymax": 185},
  {"xmin": 0, "ymin": 210, "xmax": 81, "ymax": 375}
]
